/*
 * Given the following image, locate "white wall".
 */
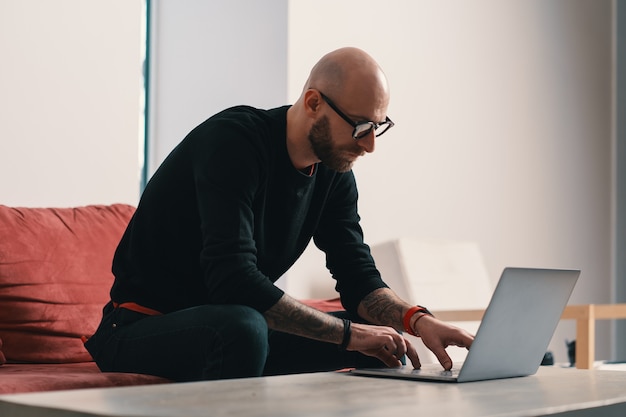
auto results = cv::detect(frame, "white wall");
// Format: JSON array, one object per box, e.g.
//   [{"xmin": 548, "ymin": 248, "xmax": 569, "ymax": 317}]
[
  {"xmin": 10, "ymin": 0, "xmax": 612, "ymax": 364},
  {"xmin": 0, "ymin": 0, "xmax": 144, "ymax": 207},
  {"xmin": 285, "ymin": 0, "xmax": 614, "ymax": 363}
]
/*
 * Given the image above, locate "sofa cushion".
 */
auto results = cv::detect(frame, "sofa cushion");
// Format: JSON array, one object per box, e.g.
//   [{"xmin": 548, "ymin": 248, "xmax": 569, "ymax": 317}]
[
  {"xmin": 0, "ymin": 204, "xmax": 135, "ymax": 363},
  {"xmin": 0, "ymin": 363, "xmax": 169, "ymax": 394},
  {"xmin": 0, "ymin": 337, "xmax": 6, "ymax": 365},
  {"xmin": 301, "ymin": 298, "xmax": 343, "ymax": 312}
]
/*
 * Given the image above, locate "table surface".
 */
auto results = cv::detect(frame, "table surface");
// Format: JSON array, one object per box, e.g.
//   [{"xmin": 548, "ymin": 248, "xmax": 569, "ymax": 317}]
[{"xmin": 1, "ymin": 367, "xmax": 626, "ymax": 417}]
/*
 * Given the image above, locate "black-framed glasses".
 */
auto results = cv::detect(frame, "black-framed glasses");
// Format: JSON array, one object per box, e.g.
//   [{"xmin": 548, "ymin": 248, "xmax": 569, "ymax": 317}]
[{"xmin": 319, "ymin": 92, "xmax": 394, "ymax": 140}]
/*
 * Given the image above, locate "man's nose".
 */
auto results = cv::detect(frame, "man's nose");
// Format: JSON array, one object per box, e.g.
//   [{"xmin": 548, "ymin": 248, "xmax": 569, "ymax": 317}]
[{"xmin": 356, "ymin": 132, "xmax": 375, "ymax": 153}]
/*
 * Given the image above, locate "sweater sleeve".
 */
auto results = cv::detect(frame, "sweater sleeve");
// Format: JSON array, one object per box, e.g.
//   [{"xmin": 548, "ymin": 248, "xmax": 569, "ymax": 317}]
[
  {"xmin": 191, "ymin": 121, "xmax": 284, "ymax": 313},
  {"xmin": 313, "ymin": 171, "xmax": 388, "ymax": 314}
]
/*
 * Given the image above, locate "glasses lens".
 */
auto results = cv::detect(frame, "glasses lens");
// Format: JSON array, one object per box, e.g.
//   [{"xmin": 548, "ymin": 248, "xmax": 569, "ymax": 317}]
[
  {"xmin": 374, "ymin": 122, "xmax": 392, "ymax": 137},
  {"xmin": 354, "ymin": 123, "xmax": 374, "ymax": 139}
]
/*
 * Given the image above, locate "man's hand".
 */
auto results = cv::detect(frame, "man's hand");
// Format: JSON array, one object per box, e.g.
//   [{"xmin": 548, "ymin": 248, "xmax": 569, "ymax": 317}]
[
  {"xmin": 347, "ymin": 323, "xmax": 421, "ymax": 368},
  {"xmin": 412, "ymin": 315, "xmax": 474, "ymax": 370},
  {"xmin": 357, "ymin": 288, "xmax": 475, "ymax": 371}
]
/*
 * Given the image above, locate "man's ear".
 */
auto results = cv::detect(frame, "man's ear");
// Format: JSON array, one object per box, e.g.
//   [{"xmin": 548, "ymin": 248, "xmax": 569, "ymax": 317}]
[{"xmin": 303, "ymin": 89, "xmax": 322, "ymax": 116}]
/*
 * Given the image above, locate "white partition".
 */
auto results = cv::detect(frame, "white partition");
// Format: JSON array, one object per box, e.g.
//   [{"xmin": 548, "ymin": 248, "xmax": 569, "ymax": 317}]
[{"xmin": 146, "ymin": 0, "xmax": 288, "ymax": 176}]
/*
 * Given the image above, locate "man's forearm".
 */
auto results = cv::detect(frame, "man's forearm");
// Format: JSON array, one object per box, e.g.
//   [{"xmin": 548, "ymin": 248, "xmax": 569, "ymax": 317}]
[
  {"xmin": 357, "ymin": 288, "xmax": 412, "ymax": 332},
  {"xmin": 263, "ymin": 293, "xmax": 344, "ymax": 344}
]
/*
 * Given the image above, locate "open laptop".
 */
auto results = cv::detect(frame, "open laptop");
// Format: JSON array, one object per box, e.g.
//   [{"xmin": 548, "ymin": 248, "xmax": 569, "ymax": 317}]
[{"xmin": 351, "ymin": 267, "xmax": 580, "ymax": 383}]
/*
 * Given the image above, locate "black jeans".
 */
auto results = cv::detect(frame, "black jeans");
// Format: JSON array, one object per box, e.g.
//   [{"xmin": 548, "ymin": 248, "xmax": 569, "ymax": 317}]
[{"xmin": 85, "ymin": 302, "xmax": 384, "ymax": 382}]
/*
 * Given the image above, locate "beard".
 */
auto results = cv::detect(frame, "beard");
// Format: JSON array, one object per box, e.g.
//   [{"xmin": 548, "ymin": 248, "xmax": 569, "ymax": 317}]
[{"xmin": 308, "ymin": 116, "xmax": 362, "ymax": 173}]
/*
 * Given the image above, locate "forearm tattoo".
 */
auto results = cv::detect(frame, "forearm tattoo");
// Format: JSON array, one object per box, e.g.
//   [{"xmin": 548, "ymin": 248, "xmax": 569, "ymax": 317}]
[
  {"xmin": 360, "ymin": 288, "xmax": 407, "ymax": 331},
  {"xmin": 264, "ymin": 294, "xmax": 344, "ymax": 344}
]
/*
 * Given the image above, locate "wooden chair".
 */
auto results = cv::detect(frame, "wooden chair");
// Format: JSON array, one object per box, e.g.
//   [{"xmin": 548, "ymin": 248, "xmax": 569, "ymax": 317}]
[{"xmin": 433, "ymin": 304, "xmax": 626, "ymax": 369}]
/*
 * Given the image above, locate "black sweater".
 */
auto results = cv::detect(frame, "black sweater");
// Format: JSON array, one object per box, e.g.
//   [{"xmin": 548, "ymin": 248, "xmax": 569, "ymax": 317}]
[{"xmin": 111, "ymin": 105, "xmax": 386, "ymax": 315}]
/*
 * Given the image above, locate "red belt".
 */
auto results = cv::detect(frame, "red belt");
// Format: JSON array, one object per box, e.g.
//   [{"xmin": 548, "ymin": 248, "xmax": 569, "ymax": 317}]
[
  {"xmin": 81, "ymin": 301, "xmax": 162, "ymax": 344},
  {"xmin": 112, "ymin": 301, "xmax": 163, "ymax": 316}
]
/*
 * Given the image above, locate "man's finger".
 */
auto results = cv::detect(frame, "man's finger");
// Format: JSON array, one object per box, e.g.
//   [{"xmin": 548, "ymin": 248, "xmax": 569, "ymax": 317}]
[
  {"xmin": 404, "ymin": 338, "xmax": 422, "ymax": 369},
  {"xmin": 432, "ymin": 347, "xmax": 453, "ymax": 371},
  {"xmin": 378, "ymin": 346, "xmax": 403, "ymax": 368},
  {"xmin": 391, "ymin": 333, "xmax": 408, "ymax": 360}
]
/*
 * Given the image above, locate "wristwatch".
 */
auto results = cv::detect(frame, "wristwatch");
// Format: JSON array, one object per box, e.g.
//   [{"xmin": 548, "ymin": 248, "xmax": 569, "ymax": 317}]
[{"xmin": 403, "ymin": 305, "xmax": 434, "ymax": 336}]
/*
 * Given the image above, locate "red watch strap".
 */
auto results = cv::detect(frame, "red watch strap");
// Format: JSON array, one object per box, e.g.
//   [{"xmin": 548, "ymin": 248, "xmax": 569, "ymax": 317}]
[{"xmin": 403, "ymin": 306, "xmax": 432, "ymax": 336}]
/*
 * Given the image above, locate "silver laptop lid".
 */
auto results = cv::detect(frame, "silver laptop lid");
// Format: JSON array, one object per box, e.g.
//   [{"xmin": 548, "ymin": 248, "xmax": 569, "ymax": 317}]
[{"xmin": 456, "ymin": 267, "xmax": 579, "ymax": 382}]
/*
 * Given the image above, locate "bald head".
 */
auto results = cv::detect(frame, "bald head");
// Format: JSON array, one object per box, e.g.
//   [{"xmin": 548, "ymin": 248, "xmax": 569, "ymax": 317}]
[
  {"xmin": 286, "ymin": 48, "xmax": 391, "ymax": 170},
  {"xmin": 304, "ymin": 47, "xmax": 389, "ymax": 106}
]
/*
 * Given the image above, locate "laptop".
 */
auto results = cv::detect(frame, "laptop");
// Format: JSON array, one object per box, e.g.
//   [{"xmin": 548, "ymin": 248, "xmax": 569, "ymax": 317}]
[{"xmin": 351, "ymin": 267, "xmax": 580, "ymax": 383}]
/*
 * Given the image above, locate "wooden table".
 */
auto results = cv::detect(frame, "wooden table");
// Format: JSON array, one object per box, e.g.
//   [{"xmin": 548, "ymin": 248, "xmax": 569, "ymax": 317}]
[
  {"xmin": 433, "ymin": 303, "xmax": 626, "ymax": 369},
  {"xmin": 1, "ymin": 367, "xmax": 625, "ymax": 417}
]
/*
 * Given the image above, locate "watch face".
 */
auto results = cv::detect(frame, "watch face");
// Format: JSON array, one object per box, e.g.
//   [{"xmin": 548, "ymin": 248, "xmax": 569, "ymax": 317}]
[{"xmin": 417, "ymin": 305, "xmax": 433, "ymax": 316}]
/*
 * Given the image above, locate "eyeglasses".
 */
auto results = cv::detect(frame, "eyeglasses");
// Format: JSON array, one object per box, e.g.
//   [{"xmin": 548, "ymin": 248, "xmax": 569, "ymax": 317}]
[{"xmin": 319, "ymin": 92, "xmax": 394, "ymax": 140}]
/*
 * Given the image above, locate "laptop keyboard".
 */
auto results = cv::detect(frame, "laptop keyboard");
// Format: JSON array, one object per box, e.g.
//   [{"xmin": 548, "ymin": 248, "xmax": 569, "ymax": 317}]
[{"xmin": 416, "ymin": 367, "xmax": 460, "ymax": 378}]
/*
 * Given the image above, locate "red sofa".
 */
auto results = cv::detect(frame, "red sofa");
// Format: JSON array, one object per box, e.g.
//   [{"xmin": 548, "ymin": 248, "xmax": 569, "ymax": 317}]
[
  {"xmin": 0, "ymin": 204, "xmax": 342, "ymax": 394},
  {"xmin": 0, "ymin": 204, "xmax": 171, "ymax": 394}
]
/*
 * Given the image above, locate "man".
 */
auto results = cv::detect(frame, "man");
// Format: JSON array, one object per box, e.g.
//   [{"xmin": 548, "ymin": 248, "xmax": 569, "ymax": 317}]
[{"xmin": 85, "ymin": 47, "xmax": 473, "ymax": 381}]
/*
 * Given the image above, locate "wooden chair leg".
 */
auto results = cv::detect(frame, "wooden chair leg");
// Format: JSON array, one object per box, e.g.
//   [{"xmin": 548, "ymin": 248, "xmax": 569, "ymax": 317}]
[{"xmin": 575, "ymin": 305, "xmax": 595, "ymax": 369}]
